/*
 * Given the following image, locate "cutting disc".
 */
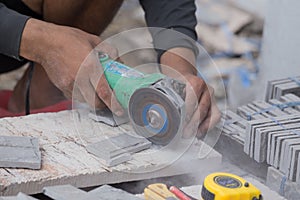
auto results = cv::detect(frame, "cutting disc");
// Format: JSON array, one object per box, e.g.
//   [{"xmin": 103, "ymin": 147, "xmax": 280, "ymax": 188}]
[{"xmin": 128, "ymin": 87, "xmax": 181, "ymax": 145}]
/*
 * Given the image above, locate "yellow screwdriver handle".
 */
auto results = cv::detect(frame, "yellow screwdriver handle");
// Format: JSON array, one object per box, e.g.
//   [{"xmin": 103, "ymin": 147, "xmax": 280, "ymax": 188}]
[{"xmin": 144, "ymin": 184, "xmax": 178, "ymax": 200}]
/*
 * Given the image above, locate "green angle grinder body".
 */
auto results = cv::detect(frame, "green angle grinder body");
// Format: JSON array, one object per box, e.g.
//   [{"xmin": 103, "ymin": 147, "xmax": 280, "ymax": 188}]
[{"xmin": 99, "ymin": 52, "xmax": 186, "ymax": 145}]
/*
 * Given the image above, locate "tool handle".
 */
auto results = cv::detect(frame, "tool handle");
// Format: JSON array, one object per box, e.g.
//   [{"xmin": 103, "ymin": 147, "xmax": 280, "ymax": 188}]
[{"xmin": 169, "ymin": 186, "xmax": 192, "ymax": 200}]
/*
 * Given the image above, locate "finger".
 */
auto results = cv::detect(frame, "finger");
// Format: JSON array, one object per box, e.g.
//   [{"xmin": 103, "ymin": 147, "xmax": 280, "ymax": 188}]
[
  {"xmin": 183, "ymin": 88, "xmax": 211, "ymax": 139},
  {"xmin": 183, "ymin": 104, "xmax": 201, "ymax": 138},
  {"xmin": 184, "ymin": 77, "xmax": 204, "ymax": 122},
  {"xmin": 198, "ymin": 100, "xmax": 221, "ymax": 138},
  {"xmin": 198, "ymin": 88, "xmax": 212, "ymax": 124},
  {"xmin": 74, "ymin": 54, "xmax": 108, "ymax": 109},
  {"xmin": 92, "ymin": 74, "xmax": 124, "ymax": 116},
  {"xmin": 77, "ymin": 78, "xmax": 106, "ymax": 110}
]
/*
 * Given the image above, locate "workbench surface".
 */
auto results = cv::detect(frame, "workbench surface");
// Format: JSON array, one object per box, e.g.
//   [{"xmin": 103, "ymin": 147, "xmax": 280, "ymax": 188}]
[{"xmin": 0, "ymin": 110, "xmax": 221, "ymax": 196}]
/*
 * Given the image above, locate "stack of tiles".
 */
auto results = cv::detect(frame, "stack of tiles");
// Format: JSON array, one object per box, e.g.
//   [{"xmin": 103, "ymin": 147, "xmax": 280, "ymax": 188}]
[
  {"xmin": 217, "ymin": 76, "xmax": 300, "ymax": 185},
  {"xmin": 266, "ymin": 76, "xmax": 300, "ymax": 101},
  {"xmin": 217, "ymin": 110, "xmax": 247, "ymax": 145},
  {"xmin": 242, "ymin": 94, "xmax": 300, "ymax": 183},
  {"xmin": 216, "ymin": 77, "xmax": 300, "ymax": 198}
]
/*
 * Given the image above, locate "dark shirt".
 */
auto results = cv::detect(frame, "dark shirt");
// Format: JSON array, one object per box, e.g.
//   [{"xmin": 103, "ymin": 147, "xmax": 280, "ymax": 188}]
[
  {"xmin": 0, "ymin": 0, "xmax": 197, "ymax": 61},
  {"xmin": 0, "ymin": 3, "xmax": 29, "ymax": 60}
]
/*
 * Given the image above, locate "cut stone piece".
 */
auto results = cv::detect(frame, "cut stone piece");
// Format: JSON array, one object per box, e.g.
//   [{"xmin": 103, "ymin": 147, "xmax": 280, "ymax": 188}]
[
  {"xmin": 269, "ymin": 99, "xmax": 299, "ymax": 115},
  {"xmin": 216, "ymin": 110, "xmax": 247, "ymax": 144},
  {"xmin": 16, "ymin": 193, "xmax": 38, "ymax": 200},
  {"xmin": 43, "ymin": 185, "xmax": 87, "ymax": 200},
  {"xmin": 275, "ymin": 82, "xmax": 300, "ymax": 100},
  {"xmin": 85, "ymin": 185, "xmax": 141, "ymax": 200},
  {"xmin": 288, "ymin": 145, "xmax": 300, "ymax": 181},
  {"xmin": 89, "ymin": 108, "xmax": 129, "ymax": 127},
  {"xmin": 297, "ymin": 155, "xmax": 300, "ymax": 184},
  {"xmin": 86, "ymin": 133, "xmax": 151, "ymax": 167},
  {"xmin": 265, "ymin": 76, "xmax": 300, "ymax": 101},
  {"xmin": 244, "ymin": 114, "xmax": 300, "ymax": 156},
  {"xmin": 0, "ymin": 193, "xmax": 38, "ymax": 200},
  {"xmin": 0, "ymin": 136, "xmax": 41, "ymax": 169},
  {"xmin": 280, "ymin": 138, "xmax": 300, "ymax": 175},
  {"xmin": 254, "ymin": 123, "xmax": 300, "ymax": 163},
  {"xmin": 268, "ymin": 128, "xmax": 300, "ymax": 166},
  {"xmin": 43, "ymin": 185, "xmax": 141, "ymax": 200},
  {"xmin": 237, "ymin": 105, "xmax": 266, "ymax": 120},
  {"xmin": 274, "ymin": 134, "xmax": 299, "ymax": 168}
]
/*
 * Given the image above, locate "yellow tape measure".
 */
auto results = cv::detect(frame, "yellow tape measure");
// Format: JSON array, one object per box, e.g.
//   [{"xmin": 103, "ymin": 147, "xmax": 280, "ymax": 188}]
[{"xmin": 201, "ymin": 173, "xmax": 263, "ymax": 200}]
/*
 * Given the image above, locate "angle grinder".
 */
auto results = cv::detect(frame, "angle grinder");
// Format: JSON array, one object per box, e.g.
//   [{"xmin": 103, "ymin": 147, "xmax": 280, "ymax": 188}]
[{"xmin": 98, "ymin": 52, "xmax": 185, "ymax": 145}]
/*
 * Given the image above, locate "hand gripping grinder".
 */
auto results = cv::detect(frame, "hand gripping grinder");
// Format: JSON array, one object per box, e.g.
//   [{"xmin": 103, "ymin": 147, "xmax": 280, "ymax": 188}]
[{"xmin": 98, "ymin": 52, "xmax": 185, "ymax": 145}]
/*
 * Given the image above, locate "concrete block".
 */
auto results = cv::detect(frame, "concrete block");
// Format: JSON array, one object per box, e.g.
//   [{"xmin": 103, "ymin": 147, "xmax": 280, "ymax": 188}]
[
  {"xmin": 86, "ymin": 133, "xmax": 151, "ymax": 167},
  {"xmin": 89, "ymin": 109, "xmax": 129, "ymax": 127},
  {"xmin": 0, "ymin": 136, "xmax": 41, "ymax": 169}
]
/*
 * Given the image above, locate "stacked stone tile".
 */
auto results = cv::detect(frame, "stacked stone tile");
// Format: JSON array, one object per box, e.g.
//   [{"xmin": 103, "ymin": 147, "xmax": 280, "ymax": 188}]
[
  {"xmin": 217, "ymin": 77, "xmax": 300, "ymax": 197},
  {"xmin": 266, "ymin": 76, "xmax": 300, "ymax": 101}
]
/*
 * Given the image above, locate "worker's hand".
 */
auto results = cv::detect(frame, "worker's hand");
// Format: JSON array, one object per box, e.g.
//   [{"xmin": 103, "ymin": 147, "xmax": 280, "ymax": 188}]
[
  {"xmin": 160, "ymin": 48, "xmax": 221, "ymax": 138},
  {"xmin": 19, "ymin": 18, "xmax": 124, "ymax": 115}
]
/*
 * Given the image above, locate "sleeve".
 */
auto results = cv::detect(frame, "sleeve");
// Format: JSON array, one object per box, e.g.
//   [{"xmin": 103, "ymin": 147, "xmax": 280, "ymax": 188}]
[
  {"xmin": 139, "ymin": 0, "xmax": 198, "ymax": 60},
  {"xmin": 0, "ymin": 3, "xmax": 30, "ymax": 60}
]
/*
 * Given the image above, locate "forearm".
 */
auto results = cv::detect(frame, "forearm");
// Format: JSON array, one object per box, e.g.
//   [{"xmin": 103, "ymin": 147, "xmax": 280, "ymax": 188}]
[
  {"xmin": 160, "ymin": 47, "xmax": 197, "ymax": 77},
  {"xmin": 19, "ymin": 18, "xmax": 54, "ymax": 64}
]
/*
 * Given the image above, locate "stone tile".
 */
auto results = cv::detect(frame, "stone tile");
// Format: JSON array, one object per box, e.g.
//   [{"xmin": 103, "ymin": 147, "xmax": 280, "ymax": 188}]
[
  {"xmin": 0, "ymin": 136, "xmax": 41, "ymax": 169},
  {"xmin": 43, "ymin": 185, "xmax": 86, "ymax": 200},
  {"xmin": 89, "ymin": 109, "xmax": 129, "ymax": 127},
  {"xmin": 86, "ymin": 133, "xmax": 151, "ymax": 167}
]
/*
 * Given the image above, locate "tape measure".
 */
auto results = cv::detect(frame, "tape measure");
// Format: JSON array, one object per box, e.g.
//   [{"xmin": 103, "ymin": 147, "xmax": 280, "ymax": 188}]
[{"xmin": 201, "ymin": 173, "xmax": 263, "ymax": 200}]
